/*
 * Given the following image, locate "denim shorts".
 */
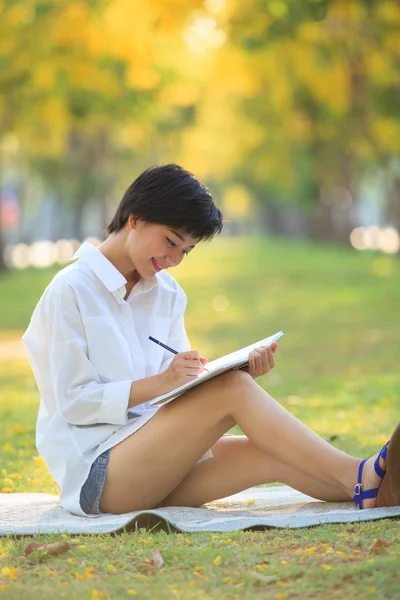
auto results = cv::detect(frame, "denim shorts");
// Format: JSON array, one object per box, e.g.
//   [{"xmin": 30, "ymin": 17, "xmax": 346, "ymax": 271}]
[{"xmin": 79, "ymin": 448, "xmax": 163, "ymax": 515}]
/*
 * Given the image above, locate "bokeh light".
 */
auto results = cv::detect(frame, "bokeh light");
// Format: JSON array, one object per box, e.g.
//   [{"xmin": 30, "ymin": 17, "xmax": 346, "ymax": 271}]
[
  {"xmin": 349, "ymin": 226, "xmax": 399, "ymax": 254},
  {"xmin": 212, "ymin": 295, "xmax": 230, "ymax": 312},
  {"xmin": 3, "ymin": 238, "xmax": 101, "ymax": 269}
]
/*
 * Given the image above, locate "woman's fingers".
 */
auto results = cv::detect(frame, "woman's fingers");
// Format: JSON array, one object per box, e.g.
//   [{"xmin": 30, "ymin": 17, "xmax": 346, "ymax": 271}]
[
  {"xmin": 248, "ymin": 345, "xmax": 276, "ymax": 378},
  {"xmin": 257, "ymin": 347, "xmax": 270, "ymax": 376},
  {"xmin": 249, "ymin": 348, "xmax": 266, "ymax": 378},
  {"xmin": 181, "ymin": 359, "xmax": 205, "ymax": 372},
  {"xmin": 266, "ymin": 345, "xmax": 275, "ymax": 369}
]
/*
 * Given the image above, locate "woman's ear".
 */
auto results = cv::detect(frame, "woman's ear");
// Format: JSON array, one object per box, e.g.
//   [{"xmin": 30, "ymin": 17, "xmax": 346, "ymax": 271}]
[{"xmin": 128, "ymin": 215, "xmax": 138, "ymax": 229}]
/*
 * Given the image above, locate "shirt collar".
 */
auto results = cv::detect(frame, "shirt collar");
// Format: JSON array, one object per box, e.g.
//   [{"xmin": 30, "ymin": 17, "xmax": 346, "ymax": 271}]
[{"xmin": 72, "ymin": 242, "xmax": 176, "ymax": 297}]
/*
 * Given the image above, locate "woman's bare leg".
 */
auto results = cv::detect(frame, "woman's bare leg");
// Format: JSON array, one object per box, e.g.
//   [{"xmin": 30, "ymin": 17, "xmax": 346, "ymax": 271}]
[
  {"xmin": 99, "ymin": 370, "xmax": 378, "ymax": 514},
  {"xmin": 159, "ymin": 435, "xmax": 350, "ymax": 507}
]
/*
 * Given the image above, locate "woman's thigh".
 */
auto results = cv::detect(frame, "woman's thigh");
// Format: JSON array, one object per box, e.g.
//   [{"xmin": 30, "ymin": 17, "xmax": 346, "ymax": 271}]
[{"xmin": 99, "ymin": 371, "xmax": 247, "ymax": 514}]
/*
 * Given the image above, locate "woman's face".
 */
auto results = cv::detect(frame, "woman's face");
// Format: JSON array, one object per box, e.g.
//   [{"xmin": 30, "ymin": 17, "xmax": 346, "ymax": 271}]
[{"xmin": 126, "ymin": 216, "xmax": 198, "ymax": 279}]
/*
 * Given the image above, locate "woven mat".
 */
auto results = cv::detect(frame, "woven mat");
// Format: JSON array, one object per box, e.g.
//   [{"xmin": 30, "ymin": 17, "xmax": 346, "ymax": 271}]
[{"xmin": 1, "ymin": 485, "xmax": 400, "ymax": 536}]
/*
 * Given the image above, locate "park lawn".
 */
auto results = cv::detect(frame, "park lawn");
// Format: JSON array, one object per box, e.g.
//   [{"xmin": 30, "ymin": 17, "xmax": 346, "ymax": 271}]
[{"xmin": 0, "ymin": 236, "xmax": 399, "ymax": 599}]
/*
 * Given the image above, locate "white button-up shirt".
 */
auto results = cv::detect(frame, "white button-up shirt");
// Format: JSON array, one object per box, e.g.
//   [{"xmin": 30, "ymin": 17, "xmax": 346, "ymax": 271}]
[{"xmin": 22, "ymin": 241, "xmax": 211, "ymax": 517}]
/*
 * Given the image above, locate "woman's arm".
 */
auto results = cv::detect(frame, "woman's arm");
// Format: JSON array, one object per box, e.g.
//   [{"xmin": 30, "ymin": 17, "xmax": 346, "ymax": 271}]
[
  {"xmin": 40, "ymin": 281, "xmax": 205, "ymax": 424},
  {"xmin": 128, "ymin": 347, "xmax": 207, "ymax": 407},
  {"xmin": 127, "ymin": 373, "xmax": 170, "ymax": 408},
  {"xmin": 43, "ymin": 281, "xmax": 186, "ymax": 425},
  {"xmin": 43, "ymin": 283, "xmax": 133, "ymax": 425}
]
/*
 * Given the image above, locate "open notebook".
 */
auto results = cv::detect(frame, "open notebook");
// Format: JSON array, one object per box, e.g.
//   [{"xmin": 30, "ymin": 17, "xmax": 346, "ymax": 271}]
[{"xmin": 149, "ymin": 331, "xmax": 284, "ymax": 407}]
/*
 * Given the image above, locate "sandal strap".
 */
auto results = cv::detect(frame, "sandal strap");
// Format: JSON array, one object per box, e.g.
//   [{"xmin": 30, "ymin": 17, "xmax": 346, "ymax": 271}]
[
  {"xmin": 374, "ymin": 442, "xmax": 389, "ymax": 479},
  {"xmin": 353, "ymin": 458, "xmax": 367, "ymax": 509},
  {"xmin": 353, "ymin": 458, "xmax": 381, "ymax": 509}
]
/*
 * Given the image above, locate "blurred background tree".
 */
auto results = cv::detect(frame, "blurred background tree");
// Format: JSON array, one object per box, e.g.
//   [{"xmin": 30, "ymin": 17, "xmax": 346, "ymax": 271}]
[{"xmin": 0, "ymin": 0, "xmax": 399, "ymax": 270}]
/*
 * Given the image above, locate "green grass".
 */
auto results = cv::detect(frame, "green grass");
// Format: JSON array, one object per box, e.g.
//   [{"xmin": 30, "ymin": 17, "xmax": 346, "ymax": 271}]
[{"xmin": 0, "ymin": 236, "xmax": 399, "ymax": 599}]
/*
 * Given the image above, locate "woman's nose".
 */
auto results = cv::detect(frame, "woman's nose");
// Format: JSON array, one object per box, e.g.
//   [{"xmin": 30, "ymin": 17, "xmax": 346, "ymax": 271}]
[{"xmin": 166, "ymin": 251, "xmax": 182, "ymax": 267}]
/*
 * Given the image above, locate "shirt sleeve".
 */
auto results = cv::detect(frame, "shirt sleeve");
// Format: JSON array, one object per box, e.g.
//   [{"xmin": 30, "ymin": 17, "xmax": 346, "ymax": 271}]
[
  {"xmin": 45, "ymin": 282, "xmax": 132, "ymax": 426},
  {"xmin": 160, "ymin": 288, "xmax": 191, "ymax": 372}
]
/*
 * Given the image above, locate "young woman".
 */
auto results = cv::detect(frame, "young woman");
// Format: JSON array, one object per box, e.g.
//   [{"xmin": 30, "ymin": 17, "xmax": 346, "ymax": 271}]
[{"xmin": 22, "ymin": 164, "xmax": 400, "ymax": 517}]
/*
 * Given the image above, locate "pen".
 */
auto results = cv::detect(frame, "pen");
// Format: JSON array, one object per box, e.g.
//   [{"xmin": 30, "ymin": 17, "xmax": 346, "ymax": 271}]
[{"xmin": 149, "ymin": 336, "xmax": 209, "ymax": 372}]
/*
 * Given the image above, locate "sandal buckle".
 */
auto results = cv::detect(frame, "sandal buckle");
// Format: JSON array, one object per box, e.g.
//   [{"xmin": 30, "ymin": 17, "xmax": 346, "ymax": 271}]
[{"xmin": 354, "ymin": 483, "xmax": 362, "ymax": 496}]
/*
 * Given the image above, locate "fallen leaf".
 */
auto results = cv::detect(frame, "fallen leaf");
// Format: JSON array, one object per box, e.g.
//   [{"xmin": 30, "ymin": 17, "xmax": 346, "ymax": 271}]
[
  {"xmin": 254, "ymin": 561, "xmax": 270, "ymax": 568},
  {"xmin": 369, "ymin": 538, "xmax": 390, "ymax": 552},
  {"xmin": 25, "ymin": 542, "xmax": 73, "ymax": 562},
  {"xmin": 142, "ymin": 549, "xmax": 164, "ymax": 569},
  {"xmin": 247, "ymin": 572, "xmax": 277, "ymax": 585}
]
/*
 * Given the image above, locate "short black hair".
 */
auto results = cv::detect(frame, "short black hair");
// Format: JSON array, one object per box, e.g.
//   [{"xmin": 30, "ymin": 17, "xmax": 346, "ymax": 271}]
[{"xmin": 106, "ymin": 164, "xmax": 223, "ymax": 241}]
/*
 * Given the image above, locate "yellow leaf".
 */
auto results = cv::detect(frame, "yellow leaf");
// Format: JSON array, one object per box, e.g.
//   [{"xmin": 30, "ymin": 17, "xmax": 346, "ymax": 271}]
[
  {"xmin": 0, "ymin": 567, "xmax": 18, "ymax": 581},
  {"xmin": 213, "ymin": 556, "xmax": 222, "ymax": 565},
  {"xmin": 12, "ymin": 425, "xmax": 25, "ymax": 434}
]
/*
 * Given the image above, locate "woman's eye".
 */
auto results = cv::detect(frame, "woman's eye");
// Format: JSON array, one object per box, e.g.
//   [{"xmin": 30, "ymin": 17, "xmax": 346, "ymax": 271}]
[{"xmin": 166, "ymin": 238, "xmax": 176, "ymax": 247}]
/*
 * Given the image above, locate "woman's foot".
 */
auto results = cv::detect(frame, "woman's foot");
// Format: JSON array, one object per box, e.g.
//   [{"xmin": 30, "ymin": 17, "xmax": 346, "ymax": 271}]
[
  {"xmin": 355, "ymin": 451, "xmax": 386, "ymax": 509},
  {"xmin": 353, "ymin": 423, "xmax": 400, "ymax": 509}
]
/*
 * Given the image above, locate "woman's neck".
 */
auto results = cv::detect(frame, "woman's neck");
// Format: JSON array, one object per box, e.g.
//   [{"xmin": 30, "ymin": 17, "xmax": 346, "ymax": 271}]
[{"xmin": 98, "ymin": 235, "xmax": 140, "ymax": 285}]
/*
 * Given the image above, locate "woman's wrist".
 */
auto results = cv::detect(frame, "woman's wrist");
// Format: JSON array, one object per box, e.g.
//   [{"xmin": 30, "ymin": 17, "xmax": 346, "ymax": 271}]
[{"xmin": 127, "ymin": 373, "xmax": 170, "ymax": 409}]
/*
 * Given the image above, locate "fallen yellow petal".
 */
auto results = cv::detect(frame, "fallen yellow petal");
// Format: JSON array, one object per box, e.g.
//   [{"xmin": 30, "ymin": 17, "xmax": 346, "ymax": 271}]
[{"xmin": 0, "ymin": 567, "xmax": 18, "ymax": 581}]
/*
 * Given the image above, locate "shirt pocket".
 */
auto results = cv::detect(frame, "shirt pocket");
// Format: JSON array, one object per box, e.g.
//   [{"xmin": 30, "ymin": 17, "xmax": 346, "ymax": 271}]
[{"xmin": 82, "ymin": 316, "xmax": 133, "ymax": 380}]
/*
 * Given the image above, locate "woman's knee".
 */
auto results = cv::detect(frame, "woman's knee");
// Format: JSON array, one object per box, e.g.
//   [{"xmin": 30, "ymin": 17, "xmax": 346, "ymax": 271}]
[
  {"xmin": 218, "ymin": 368, "xmax": 255, "ymax": 391},
  {"xmin": 169, "ymin": 368, "xmax": 254, "ymax": 420},
  {"xmin": 205, "ymin": 369, "xmax": 255, "ymax": 412}
]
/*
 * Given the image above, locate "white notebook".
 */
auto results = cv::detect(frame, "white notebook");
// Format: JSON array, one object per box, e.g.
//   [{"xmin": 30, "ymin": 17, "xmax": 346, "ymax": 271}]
[{"xmin": 149, "ymin": 330, "xmax": 284, "ymax": 407}]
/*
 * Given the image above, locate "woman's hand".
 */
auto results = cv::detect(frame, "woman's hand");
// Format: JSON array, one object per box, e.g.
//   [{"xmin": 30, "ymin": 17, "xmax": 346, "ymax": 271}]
[
  {"xmin": 159, "ymin": 350, "xmax": 208, "ymax": 391},
  {"xmin": 243, "ymin": 342, "xmax": 278, "ymax": 379}
]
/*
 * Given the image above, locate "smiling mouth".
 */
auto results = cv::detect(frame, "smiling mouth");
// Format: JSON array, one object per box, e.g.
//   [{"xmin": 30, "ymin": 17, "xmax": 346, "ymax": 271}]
[{"xmin": 152, "ymin": 258, "xmax": 164, "ymax": 272}]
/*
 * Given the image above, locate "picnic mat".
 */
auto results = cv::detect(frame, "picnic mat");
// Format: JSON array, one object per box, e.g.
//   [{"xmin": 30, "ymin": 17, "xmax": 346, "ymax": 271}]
[{"xmin": 1, "ymin": 485, "xmax": 400, "ymax": 536}]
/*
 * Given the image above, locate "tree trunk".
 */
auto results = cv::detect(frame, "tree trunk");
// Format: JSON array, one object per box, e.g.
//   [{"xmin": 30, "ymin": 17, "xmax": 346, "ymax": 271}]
[
  {"xmin": 386, "ymin": 174, "xmax": 400, "ymax": 232},
  {"xmin": 0, "ymin": 156, "xmax": 8, "ymax": 272},
  {"xmin": 0, "ymin": 222, "xmax": 7, "ymax": 271},
  {"xmin": 72, "ymin": 200, "xmax": 86, "ymax": 241}
]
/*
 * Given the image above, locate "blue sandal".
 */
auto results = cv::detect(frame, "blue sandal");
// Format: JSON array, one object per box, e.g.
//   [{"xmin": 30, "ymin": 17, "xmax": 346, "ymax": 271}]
[
  {"xmin": 353, "ymin": 443, "xmax": 388, "ymax": 509},
  {"xmin": 353, "ymin": 422, "xmax": 400, "ymax": 510}
]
